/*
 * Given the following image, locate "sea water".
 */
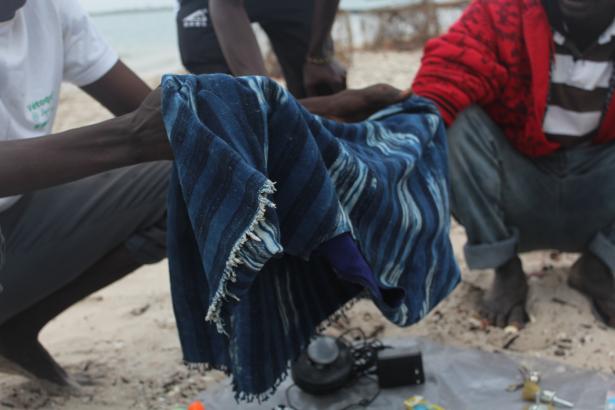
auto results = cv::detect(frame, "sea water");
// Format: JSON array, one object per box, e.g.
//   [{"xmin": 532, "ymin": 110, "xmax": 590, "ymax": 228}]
[{"xmin": 91, "ymin": 8, "xmax": 180, "ymax": 76}]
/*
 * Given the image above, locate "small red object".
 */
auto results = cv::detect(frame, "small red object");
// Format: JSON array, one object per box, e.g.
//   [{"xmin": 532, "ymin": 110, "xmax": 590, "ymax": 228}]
[{"xmin": 188, "ymin": 401, "xmax": 205, "ymax": 410}]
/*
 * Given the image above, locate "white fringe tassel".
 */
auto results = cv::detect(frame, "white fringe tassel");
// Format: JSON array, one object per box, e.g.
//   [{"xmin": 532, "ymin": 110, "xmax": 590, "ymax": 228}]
[{"xmin": 205, "ymin": 179, "xmax": 277, "ymax": 335}]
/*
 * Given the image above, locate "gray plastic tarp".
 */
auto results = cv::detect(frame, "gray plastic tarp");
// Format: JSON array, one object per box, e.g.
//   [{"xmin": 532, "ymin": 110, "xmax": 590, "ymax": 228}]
[{"xmin": 198, "ymin": 337, "xmax": 615, "ymax": 410}]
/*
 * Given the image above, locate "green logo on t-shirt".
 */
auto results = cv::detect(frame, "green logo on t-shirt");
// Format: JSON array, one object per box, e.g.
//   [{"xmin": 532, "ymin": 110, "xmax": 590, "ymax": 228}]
[{"xmin": 27, "ymin": 93, "xmax": 54, "ymax": 130}]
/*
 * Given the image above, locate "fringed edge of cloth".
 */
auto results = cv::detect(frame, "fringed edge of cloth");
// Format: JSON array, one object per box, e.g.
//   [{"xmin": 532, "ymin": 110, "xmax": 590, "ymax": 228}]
[{"xmin": 204, "ymin": 179, "xmax": 277, "ymax": 335}]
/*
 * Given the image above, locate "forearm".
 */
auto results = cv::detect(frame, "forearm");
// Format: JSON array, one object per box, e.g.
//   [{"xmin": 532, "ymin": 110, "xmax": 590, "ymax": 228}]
[
  {"xmin": 209, "ymin": 0, "xmax": 267, "ymax": 76},
  {"xmin": 308, "ymin": 0, "xmax": 341, "ymax": 58},
  {"xmin": 0, "ymin": 116, "xmax": 160, "ymax": 197},
  {"xmin": 299, "ymin": 96, "xmax": 333, "ymax": 117},
  {"xmin": 300, "ymin": 84, "xmax": 411, "ymax": 122}
]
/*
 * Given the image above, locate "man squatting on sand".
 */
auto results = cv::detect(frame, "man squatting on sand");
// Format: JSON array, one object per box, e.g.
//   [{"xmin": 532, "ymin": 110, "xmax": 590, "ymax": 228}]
[
  {"xmin": 176, "ymin": 0, "xmax": 615, "ymax": 332},
  {"xmin": 411, "ymin": 0, "xmax": 615, "ymax": 328},
  {"xmin": 0, "ymin": 0, "xmax": 403, "ymax": 387}
]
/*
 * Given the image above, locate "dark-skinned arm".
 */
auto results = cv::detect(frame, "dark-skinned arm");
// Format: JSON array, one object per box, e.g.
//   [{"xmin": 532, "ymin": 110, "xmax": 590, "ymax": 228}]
[
  {"xmin": 0, "ymin": 89, "xmax": 170, "ymax": 197},
  {"xmin": 303, "ymin": 0, "xmax": 346, "ymax": 96},
  {"xmin": 300, "ymin": 84, "xmax": 411, "ymax": 123},
  {"xmin": 308, "ymin": 0, "xmax": 340, "ymax": 61},
  {"xmin": 209, "ymin": 0, "xmax": 267, "ymax": 76},
  {"xmin": 0, "ymin": 80, "xmax": 409, "ymax": 197},
  {"xmin": 81, "ymin": 60, "xmax": 152, "ymax": 116}
]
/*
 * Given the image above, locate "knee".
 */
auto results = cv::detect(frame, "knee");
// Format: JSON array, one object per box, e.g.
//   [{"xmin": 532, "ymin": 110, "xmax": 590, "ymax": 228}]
[
  {"xmin": 123, "ymin": 162, "xmax": 171, "ymax": 264},
  {"xmin": 139, "ymin": 161, "xmax": 171, "ymax": 224},
  {"xmin": 446, "ymin": 108, "xmax": 504, "ymax": 211},
  {"xmin": 447, "ymin": 107, "xmax": 500, "ymax": 178},
  {"xmin": 137, "ymin": 161, "xmax": 172, "ymax": 204},
  {"xmin": 448, "ymin": 106, "xmax": 491, "ymax": 162},
  {"xmin": 127, "ymin": 219, "xmax": 167, "ymax": 265}
]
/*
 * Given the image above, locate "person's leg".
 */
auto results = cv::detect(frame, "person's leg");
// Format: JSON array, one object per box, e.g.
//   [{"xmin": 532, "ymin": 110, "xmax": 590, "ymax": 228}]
[
  {"xmin": 0, "ymin": 161, "xmax": 171, "ymax": 385},
  {"xmin": 257, "ymin": 3, "xmax": 312, "ymax": 98},
  {"xmin": 176, "ymin": 0, "xmax": 231, "ymax": 74},
  {"xmin": 0, "ymin": 247, "xmax": 139, "ymax": 386},
  {"xmin": 448, "ymin": 106, "xmax": 563, "ymax": 327},
  {"xmin": 569, "ymin": 252, "xmax": 615, "ymax": 326},
  {"xmin": 559, "ymin": 141, "xmax": 615, "ymax": 326}
]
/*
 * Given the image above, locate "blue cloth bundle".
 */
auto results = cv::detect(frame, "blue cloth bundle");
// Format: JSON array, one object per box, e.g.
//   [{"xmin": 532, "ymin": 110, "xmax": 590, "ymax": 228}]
[{"xmin": 162, "ymin": 74, "xmax": 459, "ymax": 401}]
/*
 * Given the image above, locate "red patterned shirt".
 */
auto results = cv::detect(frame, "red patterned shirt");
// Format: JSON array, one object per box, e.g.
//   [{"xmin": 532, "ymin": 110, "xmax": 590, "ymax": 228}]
[{"xmin": 412, "ymin": 0, "xmax": 615, "ymax": 157}]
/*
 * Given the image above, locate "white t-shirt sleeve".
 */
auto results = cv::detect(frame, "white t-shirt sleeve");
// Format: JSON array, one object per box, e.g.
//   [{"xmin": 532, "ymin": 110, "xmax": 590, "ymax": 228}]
[{"xmin": 58, "ymin": 0, "xmax": 119, "ymax": 87}]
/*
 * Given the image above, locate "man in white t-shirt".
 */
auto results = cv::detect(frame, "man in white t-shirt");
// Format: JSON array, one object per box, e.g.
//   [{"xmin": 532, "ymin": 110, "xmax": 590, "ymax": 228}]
[{"xmin": 0, "ymin": 0, "xmax": 173, "ymax": 386}]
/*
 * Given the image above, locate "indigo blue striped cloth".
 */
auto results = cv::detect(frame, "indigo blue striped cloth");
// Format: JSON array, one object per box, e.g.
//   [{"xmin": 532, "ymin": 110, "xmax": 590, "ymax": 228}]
[{"xmin": 162, "ymin": 74, "xmax": 459, "ymax": 401}]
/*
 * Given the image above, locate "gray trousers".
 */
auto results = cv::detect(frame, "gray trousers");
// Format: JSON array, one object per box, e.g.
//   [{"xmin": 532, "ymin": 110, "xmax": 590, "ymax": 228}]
[
  {"xmin": 0, "ymin": 162, "xmax": 171, "ymax": 325},
  {"xmin": 448, "ymin": 106, "xmax": 615, "ymax": 272}
]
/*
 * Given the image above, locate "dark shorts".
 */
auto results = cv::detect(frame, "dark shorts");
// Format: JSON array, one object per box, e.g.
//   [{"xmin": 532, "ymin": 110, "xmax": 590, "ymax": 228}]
[{"xmin": 176, "ymin": 0, "xmax": 313, "ymax": 98}]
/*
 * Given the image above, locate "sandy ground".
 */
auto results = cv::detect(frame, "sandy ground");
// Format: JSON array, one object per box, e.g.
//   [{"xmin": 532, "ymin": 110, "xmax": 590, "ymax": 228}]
[{"xmin": 1, "ymin": 51, "xmax": 615, "ymax": 409}]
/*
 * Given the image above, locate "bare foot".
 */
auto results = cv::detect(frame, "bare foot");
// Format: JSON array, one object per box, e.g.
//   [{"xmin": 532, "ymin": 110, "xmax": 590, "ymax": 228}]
[
  {"xmin": 568, "ymin": 253, "xmax": 615, "ymax": 328},
  {"xmin": 0, "ymin": 320, "xmax": 74, "ymax": 388},
  {"xmin": 481, "ymin": 256, "xmax": 529, "ymax": 328}
]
